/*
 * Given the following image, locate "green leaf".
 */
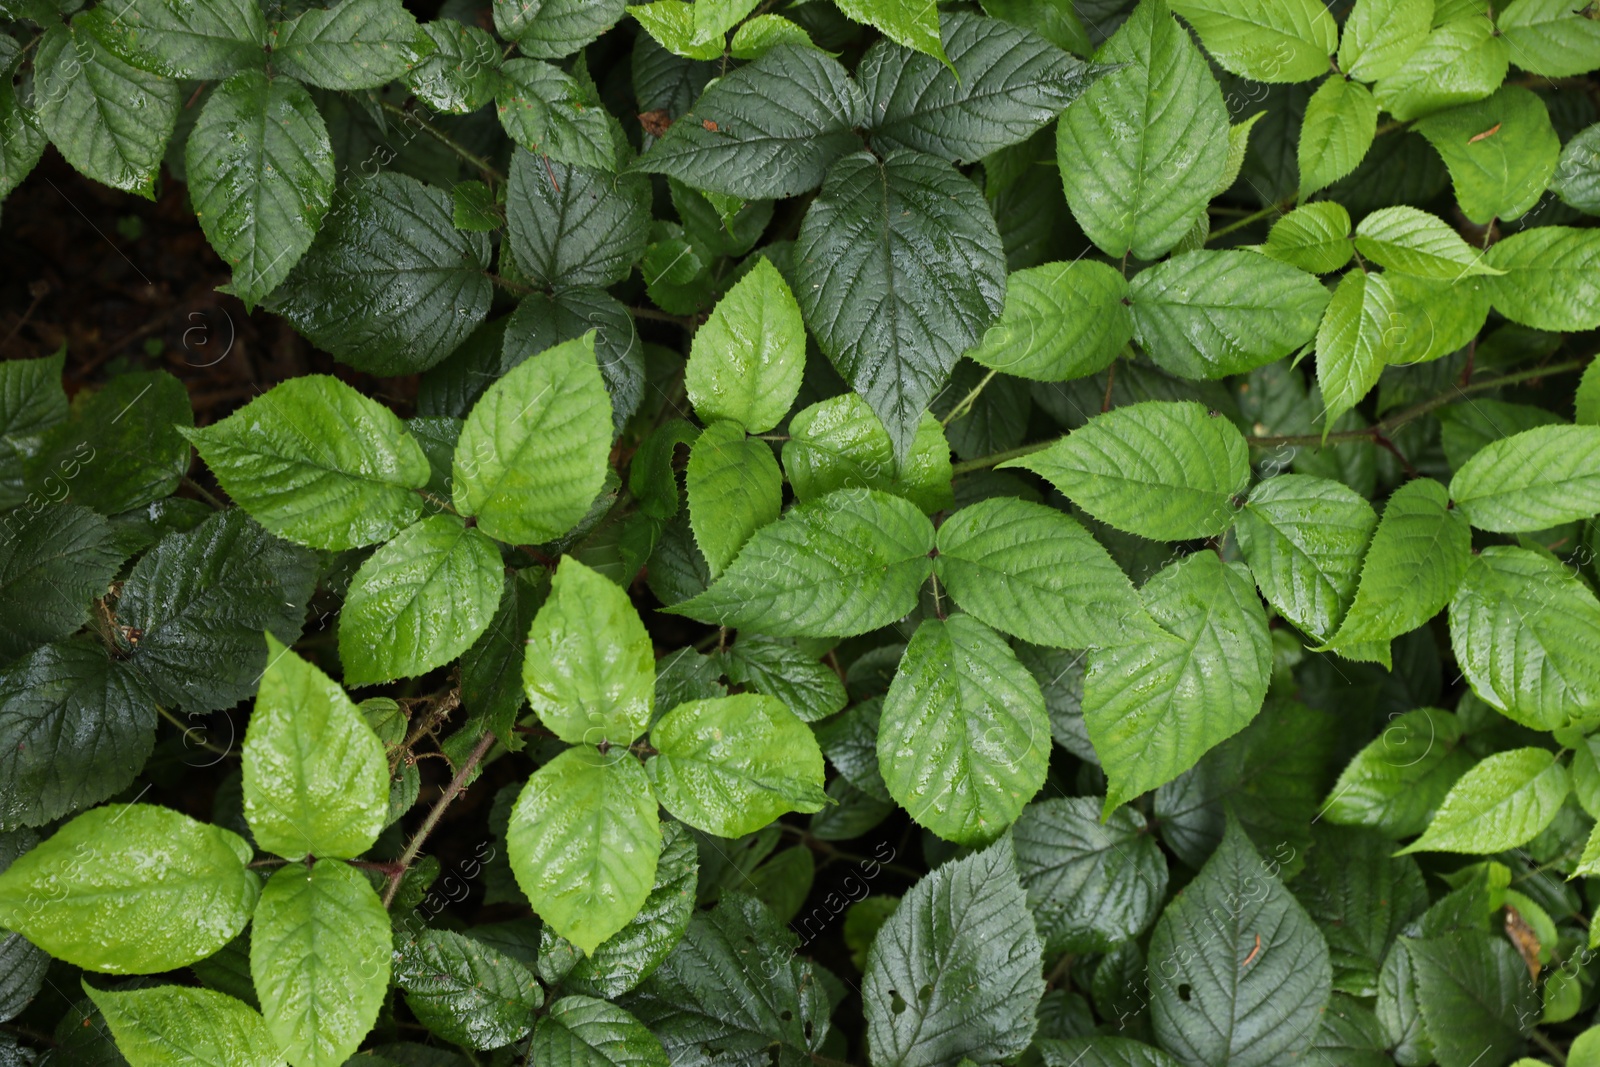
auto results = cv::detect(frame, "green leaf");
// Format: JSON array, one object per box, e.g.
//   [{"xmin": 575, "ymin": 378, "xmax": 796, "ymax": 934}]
[
  {"xmin": 1483, "ymin": 225, "xmax": 1600, "ymax": 331},
  {"xmin": 1404, "ymin": 933, "xmax": 1537, "ymax": 1067},
  {"xmin": 1013, "ymin": 797, "xmax": 1167, "ymax": 955},
  {"xmin": 860, "ymin": 11, "xmax": 1098, "ymax": 163},
  {"xmin": 1170, "ymin": 0, "xmax": 1335, "ymax": 82},
  {"xmin": 1006, "ymin": 401, "xmax": 1250, "ymax": 540},
  {"xmin": 1036, "ymin": 1039, "xmax": 1181, "ymax": 1067},
  {"xmin": 794, "ymin": 148, "xmax": 1006, "ymax": 459},
  {"xmin": 184, "ymin": 71, "xmax": 333, "ymax": 309},
  {"xmin": 720, "ymin": 636, "xmax": 846, "ymax": 724},
  {"xmin": 1449, "ymin": 424, "xmax": 1600, "ymax": 531},
  {"xmin": 268, "ymin": 0, "xmax": 417, "ymax": 89},
  {"xmin": 1055, "ymin": 0, "xmax": 1229, "ymax": 259},
  {"xmin": 1327, "ymin": 478, "xmax": 1471, "ymax": 655},
  {"xmin": 85, "ymin": 986, "xmax": 279, "ymax": 1067},
  {"xmin": 496, "ymin": 59, "xmax": 618, "ymax": 169},
  {"xmin": 1413, "ymin": 86, "xmax": 1561, "ymax": 224},
  {"xmin": 686, "ymin": 422, "xmax": 781, "ymax": 579},
  {"xmin": 1148, "ymin": 820, "xmax": 1330, "ymax": 1067},
  {"xmin": 1298, "ymin": 76, "xmax": 1377, "ymax": 196},
  {"xmin": 1297, "ymin": 825, "xmax": 1429, "ymax": 998},
  {"xmin": 269, "ymin": 173, "xmax": 492, "ymax": 376},
  {"xmin": 1371, "ymin": 18, "xmax": 1508, "ymax": 123},
  {"xmin": 182, "ymin": 375, "xmax": 429, "ymax": 550},
  {"xmin": 1337, "ymin": 0, "xmax": 1431, "ymax": 80},
  {"xmin": 0, "ymin": 641, "xmax": 152, "ymax": 829},
  {"xmin": 338, "ymin": 515, "xmax": 502, "ymax": 686},
  {"xmin": 461, "ymin": 568, "xmax": 547, "ymax": 750},
  {"xmin": 1081, "ymin": 552, "xmax": 1271, "ymax": 811},
  {"xmin": 627, "ymin": 0, "xmax": 725, "ymax": 60},
  {"xmin": 0, "ymin": 504, "xmax": 123, "ymax": 662},
  {"xmin": 1256, "ymin": 202, "xmax": 1353, "ymax": 274},
  {"xmin": 507, "ymin": 149, "xmax": 650, "ymax": 288},
  {"xmin": 934, "ymin": 496, "xmax": 1158, "ymax": 649},
  {"xmin": 508, "ymin": 747, "xmax": 660, "ymax": 955},
  {"xmin": 728, "ymin": 13, "xmax": 810, "ymax": 57},
  {"xmin": 496, "ymin": 0, "xmax": 625, "ymax": 57},
  {"xmin": 963, "ymin": 260, "xmax": 1130, "ymax": 382},
  {"xmin": 97, "ymin": 0, "xmax": 267, "ymax": 78},
  {"xmin": 34, "ymin": 15, "xmax": 179, "ymax": 199},
  {"xmin": 243, "ymin": 635, "xmax": 389, "ymax": 859},
  {"xmin": 1497, "ymin": 0, "xmax": 1600, "ymax": 77},
  {"xmin": 877, "ymin": 615, "xmax": 1048, "ymax": 844},
  {"xmin": 626, "ymin": 893, "xmax": 831, "ymax": 1065},
  {"xmin": 1448, "ymin": 547, "xmax": 1600, "ymax": 731},
  {"xmin": 531, "ymin": 997, "xmax": 668, "ymax": 1067},
  {"xmin": 1235, "ymin": 474, "xmax": 1377, "ymax": 643},
  {"xmin": 0, "ymin": 38, "xmax": 45, "ymax": 200},
  {"xmin": 0, "ymin": 351, "xmax": 67, "ymax": 511},
  {"xmin": 500, "ymin": 288, "xmax": 644, "ymax": 434},
  {"xmin": 452, "ymin": 333, "xmax": 612, "ymax": 545},
  {"xmin": 684, "ymin": 259, "xmax": 804, "ymax": 434},
  {"xmin": 524, "ymin": 556, "xmax": 654, "ymax": 746},
  {"xmin": 1400, "ymin": 747, "xmax": 1569, "ymax": 854},
  {"xmin": 1127, "ymin": 250, "xmax": 1330, "ymax": 379},
  {"xmin": 782, "ymin": 394, "xmax": 953, "ymax": 514},
  {"xmin": 634, "ymin": 45, "xmax": 865, "ymax": 198},
  {"xmin": 835, "ymin": 0, "xmax": 946, "ymax": 63},
  {"xmin": 251, "ymin": 861, "xmax": 390, "ymax": 1067},
  {"xmin": 407, "ymin": 20, "xmax": 500, "ymax": 113},
  {"xmin": 1316, "ymin": 269, "xmax": 1401, "ymax": 428},
  {"xmin": 1383, "ymin": 272, "xmax": 1491, "ymax": 363},
  {"xmin": 1437, "ymin": 399, "xmax": 1566, "ymax": 469},
  {"xmin": 0, "ymin": 804, "xmax": 255, "ymax": 974},
  {"xmin": 1322, "ymin": 707, "xmax": 1473, "ymax": 837},
  {"xmin": 668, "ymin": 488, "xmax": 936, "ymax": 638},
  {"xmin": 1352, "ymin": 205, "xmax": 1502, "ymax": 279},
  {"xmin": 116, "ymin": 508, "xmax": 317, "ymax": 713},
  {"xmin": 648, "ymin": 693, "xmax": 827, "ymax": 836},
  {"xmin": 864, "ymin": 839, "xmax": 1044, "ymax": 1067},
  {"xmin": 394, "ymin": 929, "xmax": 543, "ymax": 1050}
]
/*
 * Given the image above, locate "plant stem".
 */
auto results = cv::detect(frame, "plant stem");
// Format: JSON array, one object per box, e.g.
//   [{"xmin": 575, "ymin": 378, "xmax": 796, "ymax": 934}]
[
  {"xmin": 940, "ymin": 367, "xmax": 998, "ymax": 427},
  {"xmin": 378, "ymin": 101, "xmax": 506, "ymax": 183},
  {"xmin": 180, "ymin": 474, "xmax": 227, "ymax": 510},
  {"xmin": 1530, "ymin": 1028, "xmax": 1568, "ymax": 1066},
  {"xmin": 1208, "ymin": 197, "xmax": 1295, "ymax": 242},
  {"xmin": 155, "ymin": 704, "xmax": 233, "ymax": 756},
  {"xmin": 382, "ymin": 729, "xmax": 497, "ymax": 908}
]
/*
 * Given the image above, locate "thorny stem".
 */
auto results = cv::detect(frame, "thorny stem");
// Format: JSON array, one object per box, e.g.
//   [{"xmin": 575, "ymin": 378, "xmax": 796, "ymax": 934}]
[
  {"xmin": 377, "ymin": 101, "xmax": 506, "ymax": 183},
  {"xmin": 382, "ymin": 729, "xmax": 497, "ymax": 908}
]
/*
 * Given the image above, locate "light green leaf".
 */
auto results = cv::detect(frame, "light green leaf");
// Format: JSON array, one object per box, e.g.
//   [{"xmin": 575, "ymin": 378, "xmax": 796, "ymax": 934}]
[
  {"xmin": 508, "ymin": 150, "xmax": 650, "ymax": 288},
  {"xmin": 0, "ymin": 805, "xmax": 255, "ymax": 974},
  {"xmin": 452, "ymin": 333, "xmax": 612, "ymax": 545},
  {"xmin": 728, "ymin": 13, "xmax": 811, "ymax": 57},
  {"xmin": 1256, "ymin": 201, "xmax": 1353, "ymax": 274},
  {"xmin": 668, "ymin": 488, "xmax": 936, "ymax": 638},
  {"xmin": 1400, "ymin": 748, "xmax": 1570, "ymax": 854},
  {"xmin": 184, "ymin": 70, "xmax": 333, "ymax": 309},
  {"xmin": 1322, "ymin": 708, "xmax": 1474, "ymax": 838},
  {"xmin": 720, "ymin": 636, "xmax": 846, "ymax": 724},
  {"xmin": 532, "ymin": 996, "xmax": 669, "ymax": 1067},
  {"xmin": 1128, "ymin": 250, "xmax": 1330, "ymax": 379},
  {"xmin": 1170, "ymin": 0, "xmax": 1335, "ymax": 82},
  {"xmin": 1298, "ymin": 76, "xmax": 1377, "ymax": 196},
  {"xmin": 496, "ymin": 58, "xmax": 618, "ymax": 169},
  {"xmin": 1148, "ymin": 819, "xmax": 1331, "ymax": 1067},
  {"xmin": 1082, "ymin": 552, "xmax": 1271, "ymax": 811},
  {"xmin": 1006, "ymin": 400, "xmax": 1250, "ymax": 540},
  {"xmin": 85, "ymin": 986, "xmax": 279, "ymax": 1067},
  {"xmin": 794, "ymin": 148, "xmax": 1006, "ymax": 459},
  {"xmin": 1383, "ymin": 272, "xmax": 1491, "ymax": 364},
  {"xmin": 35, "ymin": 14, "xmax": 179, "ymax": 199},
  {"xmin": 497, "ymin": 0, "xmax": 625, "ymax": 57},
  {"xmin": 1483, "ymin": 225, "xmax": 1600, "ymax": 331},
  {"xmin": 686, "ymin": 421, "xmax": 782, "ymax": 578},
  {"xmin": 508, "ymin": 747, "xmax": 660, "ymax": 955},
  {"xmin": 407, "ymin": 20, "xmax": 501, "ymax": 113},
  {"xmin": 1056, "ymin": 0, "xmax": 1228, "ymax": 259},
  {"xmin": 1371, "ymin": 17, "xmax": 1507, "ymax": 122},
  {"xmin": 934, "ymin": 496, "xmax": 1158, "ymax": 649},
  {"xmin": 1351, "ymin": 205, "xmax": 1501, "ymax": 279},
  {"xmin": 1236, "ymin": 474, "xmax": 1377, "ymax": 643},
  {"xmin": 243, "ymin": 634, "xmax": 389, "ymax": 859},
  {"xmin": 684, "ymin": 259, "xmax": 803, "ymax": 433},
  {"xmin": 964, "ymin": 260, "xmax": 1130, "ymax": 382},
  {"xmin": 394, "ymin": 929, "xmax": 543, "ymax": 1050},
  {"xmin": 182, "ymin": 375, "xmax": 429, "ymax": 551},
  {"xmin": 338, "ymin": 515, "xmax": 503, "ymax": 686},
  {"xmin": 251, "ymin": 861, "xmax": 389, "ymax": 1067},
  {"xmin": 634, "ymin": 45, "xmax": 865, "ymax": 198},
  {"xmin": 97, "ymin": 0, "xmax": 267, "ymax": 78},
  {"xmin": 864, "ymin": 839, "xmax": 1044, "ymax": 1067},
  {"xmin": 648, "ymin": 693, "xmax": 827, "ymax": 837},
  {"xmin": 1448, "ymin": 424, "xmax": 1600, "ymax": 531},
  {"xmin": 628, "ymin": 0, "xmax": 725, "ymax": 60},
  {"xmin": 834, "ymin": 0, "xmax": 946, "ymax": 63},
  {"xmin": 268, "ymin": 0, "xmax": 418, "ymax": 89},
  {"xmin": 782, "ymin": 394, "xmax": 953, "ymax": 514},
  {"xmin": 1316, "ymin": 269, "xmax": 1401, "ymax": 428},
  {"xmin": 1497, "ymin": 0, "xmax": 1600, "ymax": 77},
  {"xmin": 1337, "ymin": 0, "xmax": 1431, "ymax": 80},
  {"xmin": 1413, "ymin": 86, "xmax": 1561, "ymax": 224},
  {"xmin": 1449, "ymin": 546, "xmax": 1600, "ymax": 730},
  {"xmin": 1328, "ymin": 478, "xmax": 1471, "ymax": 655},
  {"xmin": 877, "ymin": 615, "xmax": 1048, "ymax": 845},
  {"xmin": 524, "ymin": 556, "xmax": 654, "ymax": 746}
]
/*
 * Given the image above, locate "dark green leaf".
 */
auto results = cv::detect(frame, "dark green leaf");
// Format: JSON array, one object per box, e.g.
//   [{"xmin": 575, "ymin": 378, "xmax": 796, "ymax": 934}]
[
  {"xmin": 507, "ymin": 149, "xmax": 650, "ymax": 288},
  {"xmin": 268, "ymin": 0, "xmax": 418, "ymax": 90},
  {"xmin": 0, "ymin": 503, "xmax": 123, "ymax": 662},
  {"xmin": 394, "ymin": 929, "xmax": 543, "ymax": 1050}
]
